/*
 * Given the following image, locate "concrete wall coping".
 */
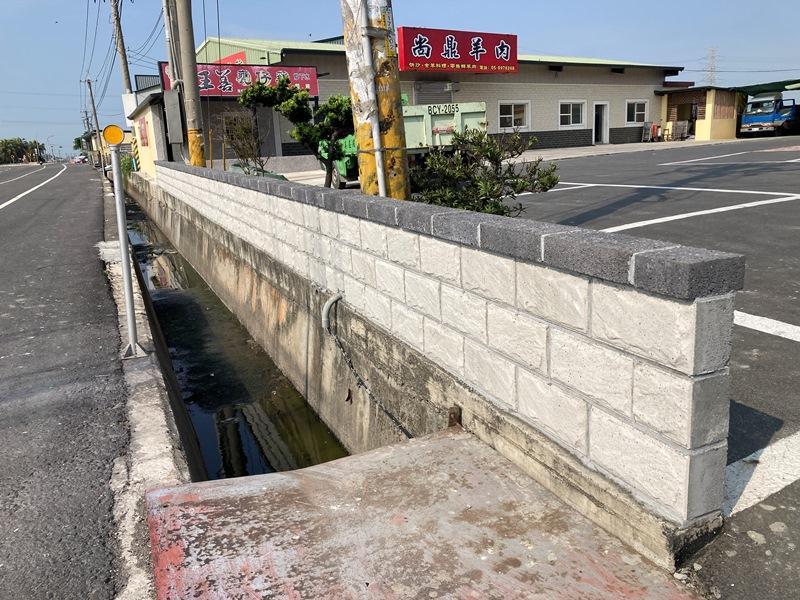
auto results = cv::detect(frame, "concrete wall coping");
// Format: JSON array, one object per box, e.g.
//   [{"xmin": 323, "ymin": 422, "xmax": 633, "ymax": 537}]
[{"xmin": 154, "ymin": 161, "xmax": 745, "ymax": 301}]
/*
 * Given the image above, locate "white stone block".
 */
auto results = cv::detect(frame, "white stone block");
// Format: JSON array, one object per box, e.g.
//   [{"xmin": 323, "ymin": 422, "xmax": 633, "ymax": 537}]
[
  {"xmin": 319, "ymin": 210, "xmax": 339, "ymax": 238},
  {"xmin": 275, "ymin": 197, "xmax": 304, "ymax": 225},
  {"xmin": 308, "ymin": 259, "xmax": 327, "ymax": 288},
  {"xmin": 550, "ymin": 330, "xmax": 633, "ymax": 415},
  {"xmin": 362, "ymin": 287, "xmax": 392, "ymax": 330},
  {"xmin": 441, "ymin": 285, "xmax": 486, "ymax": 342},
  {"xmin": 633, "ymin": 364, "xmax": 729, "ymax": 448},
  {"xmin": 331, "ymin": 242, "xmax": 352, "ymax": 273},
  {"xmin": 337, "ymin": 215, "xmax": 361, "ymax": 247},
  {"xmin": 461, "ymin": 247, "xmax": 516, "ymax": 305},
  {"xmin": 591, "ymin": 283, "xmax": 734, "ymax": 375},
  {"xmin": 486, "ymin": 304, "xmax": 547, "ymax": 374},
  {"xmin": 517, "ymin": 263, "xmax": 589, "ymax": 331},
  {"xmin": 386, "ymin": 229, "xmax": 420, "ymax": 269},
  {"xmin": 423, "ymin": 318, "xmax": 464, "ymax": 374},
  {"xmin": 375, "ymin": 260, "xmax": 405, "ymax": 301},
  {"xmin": 344, "ymin": 275, "xmax": 366, "ymax": 312},
  {"xmin": 419, "ymin": 236, "xmax": 460, "ymax": 285},
  {"xmin": 360, "ymin": 220, "xmax": 388, "ymax": 257},
  {"xmin": 391, "ymin": 302, "xmax": 424, "ymax": 351},
  {"xmin": 405, "ymin": 271, "xmax": 440, "ymax": 319},
  {"xmin": 463, "ymin": 340, "xmax": 516, "ymax": 407},
  {"xmin": 325, "ymin": 266, "xmax": 345, "ymax": 292},
  {"xmin": 589, "ymin": 408, "xmax": 723, "ymax": 522},
  {"xmin": 302, "ymin": 204, "xmax": 320, "ymax": 232},
  {"xmin": 517, "ymin": 368, "xmax": 588, "ymax": 454},
  {"xmin": 351, "ymin": 250, "xmax": 377, "ymax": 286}
]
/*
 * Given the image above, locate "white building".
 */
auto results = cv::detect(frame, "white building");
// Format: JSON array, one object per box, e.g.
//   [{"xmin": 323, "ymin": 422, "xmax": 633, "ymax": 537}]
[{"xmin": 195, "ymin": 36, "xmax": 683, "ymax": 156}]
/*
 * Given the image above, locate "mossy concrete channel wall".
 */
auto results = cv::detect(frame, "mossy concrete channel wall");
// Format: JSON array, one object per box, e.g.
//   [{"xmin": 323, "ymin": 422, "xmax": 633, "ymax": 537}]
[{"xmin": 127, "ymin": 162, "xmax": 744, "ymax": 570}]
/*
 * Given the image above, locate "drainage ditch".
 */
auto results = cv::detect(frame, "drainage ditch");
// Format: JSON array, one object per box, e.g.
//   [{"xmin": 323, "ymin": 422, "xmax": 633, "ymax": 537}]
[{"xmin": 127, "ymin": 204, "xmax": 348, "ymax": 480}]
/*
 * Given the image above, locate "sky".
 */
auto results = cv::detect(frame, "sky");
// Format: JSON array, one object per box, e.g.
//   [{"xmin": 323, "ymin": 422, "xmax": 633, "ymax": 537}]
[{"xmin": 1, "ymin": 0, "xmax": 798, "ymax": 155}]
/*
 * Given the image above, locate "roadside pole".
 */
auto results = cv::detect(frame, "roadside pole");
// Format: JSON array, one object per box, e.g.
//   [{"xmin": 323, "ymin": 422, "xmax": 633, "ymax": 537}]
[
  {"xmin": 110, "ymin": 0, "xmax": 133, "ymax": 94},
  {"xmin": 104, "ymin": 125, "xmax": 145, "ymax": 359},
  {"xmin": 86, "ymin": 80, "xmax": 106, "ymax": 172},
  {"xmin": 340, "ymin": 0, "xmax": 409, "ymax": 200},
  {"xmin": 174, "ymin": 0, "xmax": 206, "ymax": 167}
]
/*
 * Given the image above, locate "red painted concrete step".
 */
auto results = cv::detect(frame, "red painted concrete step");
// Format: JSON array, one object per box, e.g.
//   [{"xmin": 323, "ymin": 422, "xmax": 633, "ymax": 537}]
[{"xmin": 146, "ymin": 429, "xmax": 697, "ymax": 599}]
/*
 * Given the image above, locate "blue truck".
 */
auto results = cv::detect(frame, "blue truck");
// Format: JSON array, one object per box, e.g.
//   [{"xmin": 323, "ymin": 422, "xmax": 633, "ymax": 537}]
[{"xmin": 740, "ymin": 94, "xmax": 800, "ymax": 136}]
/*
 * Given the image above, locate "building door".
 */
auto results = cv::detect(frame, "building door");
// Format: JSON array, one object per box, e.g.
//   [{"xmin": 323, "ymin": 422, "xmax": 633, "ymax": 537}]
[{"xmin": 593, "ymin": 102, "xmax": 609, "ymax": 144}]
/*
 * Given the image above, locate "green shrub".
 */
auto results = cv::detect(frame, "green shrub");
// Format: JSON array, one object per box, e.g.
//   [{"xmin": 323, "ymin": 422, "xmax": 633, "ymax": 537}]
[{"xmin": 411, "ymin": 129, "xmax": 559, "ymax": 216}]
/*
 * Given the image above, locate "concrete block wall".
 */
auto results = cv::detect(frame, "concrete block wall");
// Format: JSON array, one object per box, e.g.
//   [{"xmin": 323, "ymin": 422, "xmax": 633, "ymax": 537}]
[{"xmin": 152, "ymin": 162, "xmax": 743, "ymax": 531}]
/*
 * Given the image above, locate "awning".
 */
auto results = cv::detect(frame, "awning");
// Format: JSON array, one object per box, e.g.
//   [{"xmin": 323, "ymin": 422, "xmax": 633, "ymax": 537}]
[{"xmin": 737, "ymin": 79, "xmax": 800, "ymax": 96}]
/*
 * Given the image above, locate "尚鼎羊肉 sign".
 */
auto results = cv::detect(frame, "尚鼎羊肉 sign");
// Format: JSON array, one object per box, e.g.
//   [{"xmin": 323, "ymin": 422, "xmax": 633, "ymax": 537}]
[{"xmin": 397, "ymin": 27, "xmax": 518, "ymax": 74}]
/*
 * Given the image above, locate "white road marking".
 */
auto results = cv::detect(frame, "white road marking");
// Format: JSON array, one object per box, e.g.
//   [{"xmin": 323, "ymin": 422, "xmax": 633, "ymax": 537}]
[
  {"xmin": 659, "ymin": 151, "xmax": 751, "ymax": 166},
  {"xmin": 559, "ymin": 181, "xmax": 791, "ymax": 196},
  {"xmin": 546, "ymin": 184, "xmax": 596, "ymax": 193},
  {"xmin": 0, "ymin": 165, "xmax": 46, "ymax": 185},
  {"xmin": 0, "ymin": 164, "xmax": 67, "ymax": 212},
  {"xmin": 661, "ymin": 161, "xmax": 800, "ymax": 166},
  {"xmin": 724, "ymin": 429, "xmax": 800, "ymax": 516},
  {"xmin": 734, "ymin": 311, "xmax": 800, "ymax": 343},
  {"xmin": 601, "ymin": 194, "xmax": 800, "ymax": 232}
]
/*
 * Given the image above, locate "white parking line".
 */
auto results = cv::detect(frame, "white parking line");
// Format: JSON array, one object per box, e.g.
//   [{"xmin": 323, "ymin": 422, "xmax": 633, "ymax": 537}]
[
  {"xmin": 601, "ymin": 194, "xmax": 800, "ymax": 232},
  {"xmin": 0, "ymin": 164, "xmax": 46, "ymax": 185},
  {"xmin": 0, "ymin": 164, "xmax": 67, "ymax": 211},
  {"xmin": 659, "ymin": 151, "xmax": 751, "ymax": 166},
  {"xmin": 724, "ymin": 429, "xmax": 800, "ymax": 516},
  {"xmin": 547, "ymin": 183, "xmax": 596, "ymax": 193},
  {"xmin": 559, "ymin": 181, "xmax": 790, "ymax": 196},
  {"xmin": 662, "ymin": 161, "xmax": 800, "ymax": 166},
  {"xmin": 734, "ymin": 311, "xmax": 800, "ymax": 343}
]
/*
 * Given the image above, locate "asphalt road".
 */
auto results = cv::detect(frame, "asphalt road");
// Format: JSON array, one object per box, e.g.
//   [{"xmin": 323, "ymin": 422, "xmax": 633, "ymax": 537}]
[
  {"xmin": 0, "ymin": 164, "xmax": 127, "ymax": 599},
  {"xmin": 518, "ymin": 136, "xmax": 800, "ymax": 599}
]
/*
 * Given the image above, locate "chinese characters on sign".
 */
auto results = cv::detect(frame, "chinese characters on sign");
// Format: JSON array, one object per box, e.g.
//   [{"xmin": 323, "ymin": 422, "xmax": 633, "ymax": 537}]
[
  {"xmin": 159, "ymin": 62, "xmax": 319, "ymax": 97},
  {"xmin": 397, "ymin": 27, "xmax": 518, "ymax": 74}
]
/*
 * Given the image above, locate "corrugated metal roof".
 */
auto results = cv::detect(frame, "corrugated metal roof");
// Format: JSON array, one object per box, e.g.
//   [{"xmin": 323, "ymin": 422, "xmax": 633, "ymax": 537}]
[{"xmin": 196, "ymin": 37, "xmax": 681, "ymax": 71}]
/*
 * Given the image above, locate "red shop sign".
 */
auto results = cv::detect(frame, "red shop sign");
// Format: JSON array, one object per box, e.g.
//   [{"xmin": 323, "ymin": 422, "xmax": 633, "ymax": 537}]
[
  {"xmin": 159, "ymin": 62, "xmax": 319, "ymax": 97},
  {"xmin": 397, "ymin": 27, "xmax": 518, "ymax": 74}
]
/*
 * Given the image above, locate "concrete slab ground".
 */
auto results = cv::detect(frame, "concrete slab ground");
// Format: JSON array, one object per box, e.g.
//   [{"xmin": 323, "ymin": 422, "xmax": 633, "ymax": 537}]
[
  {"xmin": 147, "ymin": 428, "xmax": 698, "ymax": 600},
  {"xmin": 513, "ymin": 135, "xmax": 800, "ymax": 599}
]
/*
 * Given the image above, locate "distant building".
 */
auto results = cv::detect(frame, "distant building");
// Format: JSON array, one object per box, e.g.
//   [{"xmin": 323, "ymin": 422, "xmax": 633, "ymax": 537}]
[{"xmin": 195, "ymin": 36, "xmax": 683, "ymax": 155}]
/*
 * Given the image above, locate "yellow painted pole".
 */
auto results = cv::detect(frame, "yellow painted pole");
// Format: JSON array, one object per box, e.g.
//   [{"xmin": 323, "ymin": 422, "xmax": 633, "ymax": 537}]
[{"xmin": 340, "ymin": 0, "xmax": 409, "ymax": 199}]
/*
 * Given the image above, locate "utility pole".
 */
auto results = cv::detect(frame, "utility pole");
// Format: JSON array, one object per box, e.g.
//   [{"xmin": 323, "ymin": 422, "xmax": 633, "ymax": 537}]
[
  {"xmin": 340, "ymin": 0, "xmax": 409, "ymax": 200},
  {"xmin": 162, "ymin": 0, "xmax": 181, "ymax": 82},
  {"xmin": 86, "ymin": 79, "xmax": 106, "ymax": 171},
  {"xmin": 174, "ymin": 0, "xmax": 206, "ymax": 166},
  {"xmin": 110, "ymin": 0, "xmax": 133, "ymax": 93}
]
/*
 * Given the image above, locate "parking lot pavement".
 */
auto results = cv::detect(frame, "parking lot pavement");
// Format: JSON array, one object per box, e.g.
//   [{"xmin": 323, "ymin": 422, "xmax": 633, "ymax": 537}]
[{"xmin": 517, "ymin": 136, "xmax": 800, "ymax": 599}]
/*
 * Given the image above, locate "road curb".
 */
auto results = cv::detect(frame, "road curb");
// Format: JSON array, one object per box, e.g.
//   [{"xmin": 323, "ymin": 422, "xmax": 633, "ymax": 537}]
[{"xmin": 99, "ymin": 176, "xmax": 190, "ymax": 600}]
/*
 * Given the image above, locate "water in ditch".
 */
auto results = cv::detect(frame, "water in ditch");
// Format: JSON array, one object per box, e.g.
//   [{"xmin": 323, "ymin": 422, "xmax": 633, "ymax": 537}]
[{"xmin": 126, "ymin": 204, "xmax": 348, "ymax": 480}]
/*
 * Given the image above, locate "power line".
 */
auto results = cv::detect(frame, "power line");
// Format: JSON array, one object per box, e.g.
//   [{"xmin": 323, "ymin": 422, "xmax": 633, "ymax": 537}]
[
  {"xmin": 0, "ymin": 90, "xmax": 83, "ymax": 97},
  {"xmin": 684, "ymin": 67, "xmax": 800, "ymax": 73},
  {"xmin": 85, "ymin": 0, "xmax": 102, "ymax": 77}
]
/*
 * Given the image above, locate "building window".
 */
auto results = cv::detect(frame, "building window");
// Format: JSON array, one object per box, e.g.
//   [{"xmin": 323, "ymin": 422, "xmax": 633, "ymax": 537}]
[
  {"xmin": 626, "ymin": 100, "xmax": 648, "ymax": 125},
  {"xmin": 498, "ymin": 102, "xmax": 529, "ymax": 130},
  {"xmin": 559, "ymin": 101, "xmax": 585, "ymax": 128}
]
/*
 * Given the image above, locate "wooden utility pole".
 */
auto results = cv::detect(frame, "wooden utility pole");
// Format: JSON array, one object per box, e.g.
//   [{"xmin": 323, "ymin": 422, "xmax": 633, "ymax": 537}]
[
  {"xmin": 340, "ymin": 0, "xmax": 409, "ymax": 199},
  {"xmin": 86, "ymin": 79, "xmax": 106, "ymax": 171},
  {"xmin": 174, "ymin": 0, "xmax": 206, "ymax": 167},
  {"xmin": 110, "ymin": 0, "xmax": 133, "ymax": 94}
]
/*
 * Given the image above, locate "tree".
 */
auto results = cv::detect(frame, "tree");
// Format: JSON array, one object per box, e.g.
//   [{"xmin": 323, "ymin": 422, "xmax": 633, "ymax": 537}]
[
  {"xmin": 239, "ymin": 77, "xmax": 354, "ymax": 187},
  {"xmin": 73, "ymin": 136, "xmax": 84, "ymax": 151},
  {"xmin": 410, "ymin": 129, "xmax": 559, "ymax": 216},
  {"xmin": 0, "ymin": 138, "xmax": 44, "ymax": 164},
  {"xmin": 223, "ymin": 113, "xmax": 269, "ymax": 176}
]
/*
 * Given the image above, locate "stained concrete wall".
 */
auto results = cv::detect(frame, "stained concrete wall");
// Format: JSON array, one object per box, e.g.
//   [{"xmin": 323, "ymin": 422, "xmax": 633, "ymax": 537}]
[{"xmin": 128, "ymin": 165, "xmax": 744, "ymax": 568}]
